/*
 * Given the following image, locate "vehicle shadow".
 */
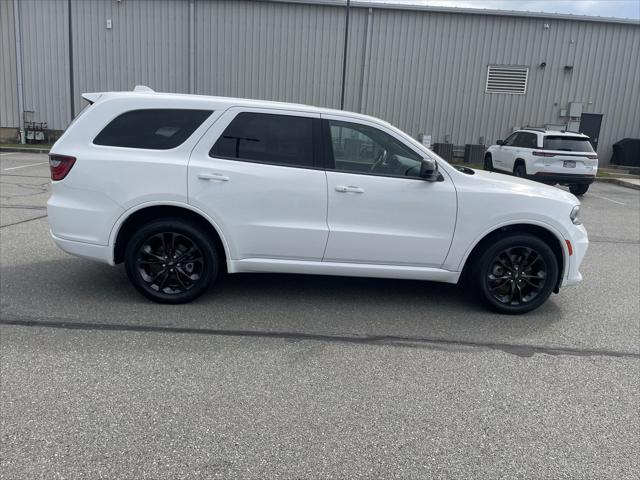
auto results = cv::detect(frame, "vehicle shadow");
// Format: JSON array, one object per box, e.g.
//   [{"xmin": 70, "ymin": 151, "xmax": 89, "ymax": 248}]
[{"xmin": 0, "ymin": 257, "xmax": 564, "ymax": 345}]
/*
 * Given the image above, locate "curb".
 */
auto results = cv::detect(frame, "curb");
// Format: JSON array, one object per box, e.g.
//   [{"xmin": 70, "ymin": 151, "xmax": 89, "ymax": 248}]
[
  {"xmin": 0, "ymin": 147, "xmax": 50, "ymax": 154},
  {"xmin": 595, "ymin": 177, "xmax": 640, "ymax": 191}
]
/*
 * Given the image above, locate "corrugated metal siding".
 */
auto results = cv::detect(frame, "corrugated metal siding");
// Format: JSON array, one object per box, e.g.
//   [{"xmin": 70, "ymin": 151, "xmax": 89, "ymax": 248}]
[
  {"xmin": 18, "ymin": 0, "xmax": 70, "ymax": 129},
  {"xmin": 2, "ymin": 0, "xmax": 639, "ymax": 162},
  {"xmin": 194, "ymin": 0, "xmax": 345, "ymax": 108},
  {"xmin": 0, "ymin": 0, "xmax": 19, "ymax": 128},
  {"xmin": 71, "ymin": 0, "xmax": 190, "ymax": 118}
]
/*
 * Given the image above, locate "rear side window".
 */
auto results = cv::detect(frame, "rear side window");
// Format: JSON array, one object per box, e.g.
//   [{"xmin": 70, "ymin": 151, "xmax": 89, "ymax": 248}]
[
  {"xmin": 94, "ymin": 109, "xmax": 212, "ymax": 149},
  {"xmin": 515, "ymin": 132, "xmax": 538, "ymax": 149},
  {"xmin": 209, "ymin": 112, "xmax": 314, "ymax": 168},
  {"xmin": 543, "ymin": 136, "xmax": 595, "ymax": 152}
]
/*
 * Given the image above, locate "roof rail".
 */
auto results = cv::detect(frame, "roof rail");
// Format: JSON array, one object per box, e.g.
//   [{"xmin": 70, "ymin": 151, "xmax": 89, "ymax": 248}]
[
  {"xmin": 521, "ymin": 126, "xmax": 547, "ymax": 133},
  {"xmin": 133, "ymin": 85, "xmax": 155, "ymax": 93}
]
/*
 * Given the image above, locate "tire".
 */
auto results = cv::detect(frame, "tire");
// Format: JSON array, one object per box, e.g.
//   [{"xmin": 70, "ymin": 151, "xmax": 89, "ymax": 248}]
[
  {"xmin": 569, "ymin": 184, "xmax": 589, "ymax": 196},
  {"xmin": 124, "ymin": 218, "xmax": 218, "ymax": 304},
  {"xmin": 472, "ymin": 233, "xmax": 559, "ymax": 314},
  {"xmin": 513, "ymin": 162, "xmax": 527, "ymax": 178},
  {"xmin": 483, "ymin": 154, "xmax": 493, "ymax": 171}
]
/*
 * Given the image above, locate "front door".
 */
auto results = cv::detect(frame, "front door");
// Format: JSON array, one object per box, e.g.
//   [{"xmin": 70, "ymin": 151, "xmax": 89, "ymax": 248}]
[
  {"xmin": 188, "ymin": 108, "xmax": 328, "ymax": 261},
  {"xmin": 321, "ymin": 116, "xmax": 456, "ymax": 267},
  {"xmin": 579, "ymin": 113, "xmax": 603, "ymax": 151}
]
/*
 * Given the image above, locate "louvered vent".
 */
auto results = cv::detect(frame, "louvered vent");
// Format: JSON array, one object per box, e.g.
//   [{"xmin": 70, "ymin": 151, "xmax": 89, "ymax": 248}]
[{"xmin": 486, "ymin": 66, "xmax": 529, "ymax": 94}]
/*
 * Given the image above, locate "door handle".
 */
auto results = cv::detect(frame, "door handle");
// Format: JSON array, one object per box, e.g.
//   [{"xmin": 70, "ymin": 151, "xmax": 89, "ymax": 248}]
[
  {"xmin": 335, "ymin": 185, "xmax": 364, "ymax": 193},
  {"xmin": 198, "ymin": 172, "xmax": 229, "ymax": 181}
]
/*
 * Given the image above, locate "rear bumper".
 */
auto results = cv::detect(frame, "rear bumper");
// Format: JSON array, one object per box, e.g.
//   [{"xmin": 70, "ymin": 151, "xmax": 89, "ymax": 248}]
[
  {"xmin": 51, "ymin": 231, "xmax": 114, "ymax": 266},
  {"xmin": 531, "ymin": 173, "xmax": 596, "ymax": 185}
]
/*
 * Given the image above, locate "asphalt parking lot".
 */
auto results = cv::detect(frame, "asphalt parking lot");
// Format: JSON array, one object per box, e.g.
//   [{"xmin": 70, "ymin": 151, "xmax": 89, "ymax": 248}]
[{"xmin": 1, "ymin": 152, "xmax": 639, "ymax": 479}]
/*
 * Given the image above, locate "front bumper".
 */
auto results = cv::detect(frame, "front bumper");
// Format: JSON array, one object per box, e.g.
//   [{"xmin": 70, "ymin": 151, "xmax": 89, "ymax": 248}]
[
  {"xmin": 532, "ymin": 173, "xmax": 596, "ymax": 185},
  {"xmin": 562, "ymin": 224, "xmax": 588, "ymax": 287}
]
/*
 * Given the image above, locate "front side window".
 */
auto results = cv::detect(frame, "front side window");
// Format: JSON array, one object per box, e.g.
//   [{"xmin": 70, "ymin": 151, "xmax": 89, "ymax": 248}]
[
  {"xmin": 515, "ymin": 132, "xmax": 538, "ymax": 149},
  {"xmin": 543, "ymin": 136, "xmax": 595, "ymax": 152},
  {"xmin": 503, "ymin": 133, "xmax": 520, "ymax": 146},
  {"xmin": 94, "ymin": 109, "xmax": 212, "ymax": 149},
  {"xmin": 327, "ymin": 120, "xmax": 422, "ymax": 177},
  {"xmin": 209, "ymin": 112, "xmax": 314, "ymax": 168}
]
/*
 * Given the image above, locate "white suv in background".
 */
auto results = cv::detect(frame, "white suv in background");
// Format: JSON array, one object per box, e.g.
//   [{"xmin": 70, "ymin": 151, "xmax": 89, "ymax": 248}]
[
  {"xmin": 484, "ymin": 128, "xmax": 598, "ymax": 196},
  {"xmin": 47, "ymin": 88, "xmax": 588, "ymax": 314}
]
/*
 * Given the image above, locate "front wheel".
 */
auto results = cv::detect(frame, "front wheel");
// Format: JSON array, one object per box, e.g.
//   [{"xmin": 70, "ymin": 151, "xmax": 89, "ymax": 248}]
[
  {"xmin": 483, "ymin": 154, "xmax": 493, "ymax": 171},
  {"xmin": 472, "ymin": 234, "xmax": 559, "ymax": 314},
  {"xmin": 124, "ymin": 218, "xmax": 219, "ymax": 304},
  {"xmin": 569, "ymin": 184, "xmax": 589, "ymax": 196}
]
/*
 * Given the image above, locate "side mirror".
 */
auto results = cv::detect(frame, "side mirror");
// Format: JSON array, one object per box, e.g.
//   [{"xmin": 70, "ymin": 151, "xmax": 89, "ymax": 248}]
[
  {"xmin": 496, "ymin": 140, "xmax": 505, "ymax": 146},
  {"xmin": 419, "ymin": 158, "xmax": 441, "ymax": 182}
]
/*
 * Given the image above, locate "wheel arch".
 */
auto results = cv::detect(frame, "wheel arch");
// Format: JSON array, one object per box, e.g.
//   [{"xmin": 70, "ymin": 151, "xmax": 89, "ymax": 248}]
[
  {"xmin": 459, "ymin": 222, "xmax": 567, "ymax": 292},
  {"xmin": 110, "ymin": 202, "xmax": 231, "ymax": 269},
  {"xmin": 513, "ymin": 158, "xmax": 527, "ymax": 172}
]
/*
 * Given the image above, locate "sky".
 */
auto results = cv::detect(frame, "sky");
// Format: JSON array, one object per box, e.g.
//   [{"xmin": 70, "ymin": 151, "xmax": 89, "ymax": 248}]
[{"xmin": 372, "ymin": 0, "xmax": 640, "ymax": 20}]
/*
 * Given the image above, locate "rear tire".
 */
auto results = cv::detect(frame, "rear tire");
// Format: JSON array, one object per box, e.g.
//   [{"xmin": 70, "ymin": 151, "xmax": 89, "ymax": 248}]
[
  {"xmin": 513, "ymin": 162, "xmax": 527, "ymax": 178},
  {"xmin": 569, "ymin": 184, "xmax": 589, "ymax": 196},
  {"xmin": 483, "ymin": 154, "xmax": 493, "ymax": 171},
  {"xmin": 472, "ymin": 233, "xmax": 558, "ymax": 314},
  {"xmin": 124, "ymin": 218, "xmax": 218, "ymax": 304}
]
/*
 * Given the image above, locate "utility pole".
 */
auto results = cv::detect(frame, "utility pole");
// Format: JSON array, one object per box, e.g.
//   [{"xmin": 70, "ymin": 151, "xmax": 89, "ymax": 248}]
[{"xmin": 339, "ymin": 0, "xmax": 350, "ymax": 110}]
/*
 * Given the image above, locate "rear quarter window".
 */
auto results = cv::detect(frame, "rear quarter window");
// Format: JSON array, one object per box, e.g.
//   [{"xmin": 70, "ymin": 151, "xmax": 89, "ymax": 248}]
[
  {"xmin": 543, "ymin": 136, "xmax": 594, "ymax": 152},
  {"xmin": 94, "ymin": 109, "xmax": 212, "ymax": 149}
]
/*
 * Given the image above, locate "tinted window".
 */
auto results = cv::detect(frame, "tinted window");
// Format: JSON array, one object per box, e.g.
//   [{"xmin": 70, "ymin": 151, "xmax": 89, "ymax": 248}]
[
  {"xmin": 328, "ymin": 120, "xmax": 422, "ymax": 177},
  {"xmin": 94, "ymin": 109, "xmax": 212, "ymax": 149},
  {"xmin": 210, "ymin": 112, "xmax": 314, "ymax": 168},
  {"xmin": 503, "ymin": 133, "xmax": 519, "ymax": 146},
  {"xmin": 515, "ymin": 132, "xmax": 538, "ymax": 149},
  {"xmin": 543, "ymin": 136, "xmax": 595, "ymax": 152}
]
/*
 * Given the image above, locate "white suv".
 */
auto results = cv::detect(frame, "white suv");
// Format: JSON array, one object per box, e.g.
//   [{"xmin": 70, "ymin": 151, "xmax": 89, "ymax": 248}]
[
  {"xmin": 484, "ymin": 128, "xmax": 598, "ymax": 196},
  {"xmin": 47, "ymin": 88, "xmax": 588, "ymax": 314}
]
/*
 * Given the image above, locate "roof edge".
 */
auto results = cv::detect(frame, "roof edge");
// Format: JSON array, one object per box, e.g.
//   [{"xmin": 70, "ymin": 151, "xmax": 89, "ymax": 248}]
[{"xmin": 256, "ymin": 0, "xmax": 640, "ymax": 26}]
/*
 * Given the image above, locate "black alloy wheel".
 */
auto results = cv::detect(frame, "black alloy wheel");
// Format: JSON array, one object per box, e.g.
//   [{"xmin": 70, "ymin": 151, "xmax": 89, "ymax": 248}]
[
  {"xmin": 125, "ymin": 219, "xmax": 218, "ymax": 303},
  {"xmin": 473, "ymin": 234, "xmax": 558, "ymax": 314}
]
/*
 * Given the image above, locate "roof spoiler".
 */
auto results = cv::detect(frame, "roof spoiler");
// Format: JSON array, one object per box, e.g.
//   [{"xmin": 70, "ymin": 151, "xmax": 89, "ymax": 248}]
[{"xmin": 81, "ymin": 85, "xmax": 155, "ymax": 105}]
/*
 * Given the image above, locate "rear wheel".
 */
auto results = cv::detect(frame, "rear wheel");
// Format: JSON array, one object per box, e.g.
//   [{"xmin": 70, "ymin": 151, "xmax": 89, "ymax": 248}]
[
  {"xmin": 472, "ymin": 233, "xmax": 558, "ymax": 314},
  {"xmin": 483, "ymin": 154, "xmax": 493, "ymax": 171},
  {"xmin": 124, "ymin": 218, "xmax": 218, "ymax": 303},
  {"xmin": 569, "ymin": 184, "xmax": 589, "ymax": 196},
  {"xmin": 513, "ymin": 162, "xmax": 527, "ymax": 178}
]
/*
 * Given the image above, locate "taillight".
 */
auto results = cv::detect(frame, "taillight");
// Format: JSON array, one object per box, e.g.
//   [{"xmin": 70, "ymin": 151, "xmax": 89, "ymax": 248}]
[
  {"xmin": 586, "ymin": 155, "xmax": 598, "ymax": 160},
  {"xmin": 49, "ymin": 154, "xmax": 76, "ymax": 181},
  {"xmin": 532, "ymin": 151, "xmax": 556, "ymax": 157}
]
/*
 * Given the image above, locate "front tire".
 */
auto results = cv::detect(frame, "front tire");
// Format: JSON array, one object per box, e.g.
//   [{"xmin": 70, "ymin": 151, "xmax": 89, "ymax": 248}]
[
  {"xmin": 472, "ymin": 234, "xmax": 558, "ymax": 314},
  {"xmin": 569, "ymin": 184, "xmax": 589, "ymax": 196},
  {"xmin": 483, "ymin": 154, "xmax": 493, "ymax": 171},
  {"xmin": 124, "ymin": 218, "xmax": 218, "ymax": 304}
]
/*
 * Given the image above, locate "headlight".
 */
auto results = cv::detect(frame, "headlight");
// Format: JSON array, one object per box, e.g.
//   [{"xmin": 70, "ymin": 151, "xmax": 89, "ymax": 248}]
[{"xmin": 570, "ymin": 205, "xmax": 581, "ymax": 225}]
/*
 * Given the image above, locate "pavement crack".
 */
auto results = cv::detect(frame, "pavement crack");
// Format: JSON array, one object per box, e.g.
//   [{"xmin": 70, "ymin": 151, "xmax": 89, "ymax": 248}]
[
  {"xmin": 1, "ymin": 316, "xmax": 638, "ymax": 360},
  {"xmin": 0, "ymin": 214, "xmax": 48, "ymax": 228}
]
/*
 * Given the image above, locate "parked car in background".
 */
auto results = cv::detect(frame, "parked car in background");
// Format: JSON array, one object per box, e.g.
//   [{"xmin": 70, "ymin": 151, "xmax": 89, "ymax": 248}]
[
  {"xmin": 484, "ymin": 128, "xmax": 598, "ymax": 196},
  {"xmin": 47, "ymin": 88, "xmax": 588, "ymax": 314}
]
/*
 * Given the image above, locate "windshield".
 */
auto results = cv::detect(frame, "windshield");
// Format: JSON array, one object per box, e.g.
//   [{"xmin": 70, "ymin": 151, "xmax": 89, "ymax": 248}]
[{"xmin": 543, "ymin": 136, "xmax": 594, "ymax": 152}]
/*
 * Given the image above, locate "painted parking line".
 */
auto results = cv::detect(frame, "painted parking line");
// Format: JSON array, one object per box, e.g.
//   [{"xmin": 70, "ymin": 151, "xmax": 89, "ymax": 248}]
[
  {"xmin": 3, "ymin": 162, "xmax": 48, "ymax": 171},
  {"xmin": 0, "ymin": 152, "xmax": 19, "ymax": 156},
  {"xmin": 589, "ymin": 193, "xmax": 626, "ymax": 206}
]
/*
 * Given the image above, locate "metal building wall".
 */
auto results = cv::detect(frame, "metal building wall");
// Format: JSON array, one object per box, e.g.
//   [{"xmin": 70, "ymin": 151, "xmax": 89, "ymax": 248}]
[
  {"xmin": 2, "ymin": 0, "xmax": 639, "ymax": 162},
  {"xmin": 0, "ymin": 0, "xmax": 19, "ymax": 128},
  {"xmin": 71, "ymin": 0, "xmax": 190, "ymax": 115},
  {"xmin": 349, "ymin": 7, "xmax": 640, "ymax": 163},
  {"xmin": 18, "ymin": 0, "xmax": 70, "ymax": 129}
]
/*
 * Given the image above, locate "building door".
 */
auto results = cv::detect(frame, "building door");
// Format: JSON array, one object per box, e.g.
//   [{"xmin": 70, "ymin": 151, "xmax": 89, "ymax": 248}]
[{"xmin": 579, "ymin": 113, "xmax": 603, "ymax": 151}]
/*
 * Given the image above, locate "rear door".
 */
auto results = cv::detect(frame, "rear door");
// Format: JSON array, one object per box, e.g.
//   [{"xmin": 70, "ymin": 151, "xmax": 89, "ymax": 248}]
[{"xmin": 188, "ymin": 107, "xmax": 329, "ymax": 261}]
